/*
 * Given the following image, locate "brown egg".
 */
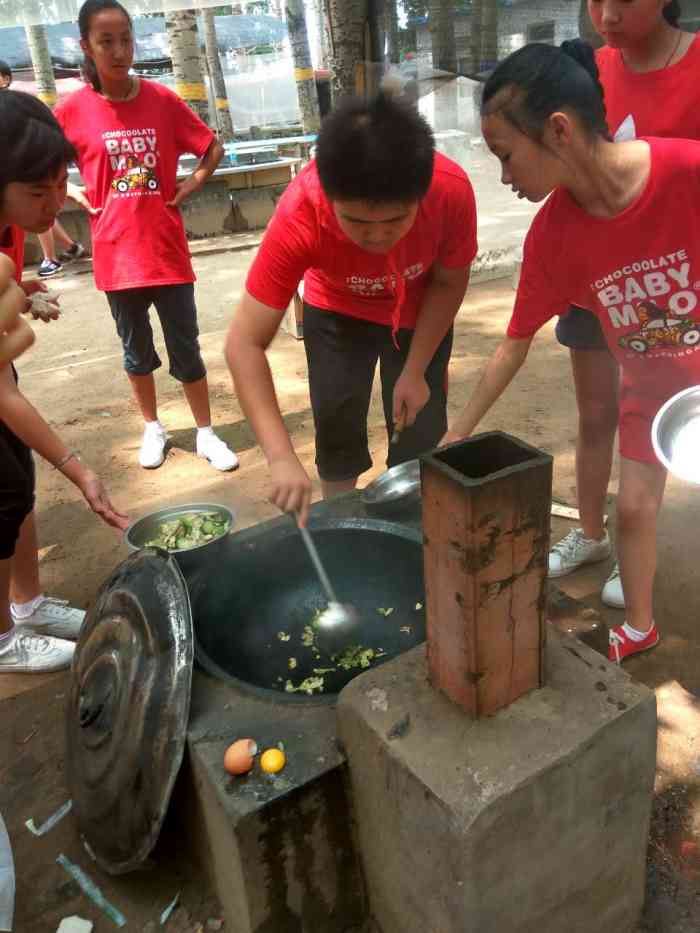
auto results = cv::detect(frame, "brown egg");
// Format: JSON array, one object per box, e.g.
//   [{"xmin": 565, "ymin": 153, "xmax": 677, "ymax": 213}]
[{"xmin": 223, "ymin": 739, "xmax": 258, "ymax": 775}]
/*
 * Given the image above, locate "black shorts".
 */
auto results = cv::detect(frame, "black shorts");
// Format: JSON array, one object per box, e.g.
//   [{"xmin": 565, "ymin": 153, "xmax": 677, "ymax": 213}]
[
  {"xmin": 106, "ymin": 283, "xmax": 206, "ymax": 384},
  {"xmin": 0, "ymin": 373, "xmax": 35, "ymax": 560},
  {"xmin": 556, "ymin": 305, "xmax": 609, "ymax": 351},
  {"xmin": 303, "ymin": 304, "xmax": 452, "ymax": 482}
]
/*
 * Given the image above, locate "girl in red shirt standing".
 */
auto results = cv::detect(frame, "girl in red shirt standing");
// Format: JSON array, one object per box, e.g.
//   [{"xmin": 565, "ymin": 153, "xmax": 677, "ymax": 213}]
[
  {"xmin": 549, "ymin": 0, "xmax": 700, "ymax": 609},
  {"xmin": 56, "ymin": 0, "xmax": 237, "ymax": 472},
  {"xmin": 445, "ymin": 40, "xmax": 700, "ymax": 663}
]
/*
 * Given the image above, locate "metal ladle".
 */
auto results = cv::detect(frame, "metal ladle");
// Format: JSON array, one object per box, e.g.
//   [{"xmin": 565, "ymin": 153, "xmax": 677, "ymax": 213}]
[{"xmin": 297, "ymin": 522, "xmax": 359, "ymax": 639}]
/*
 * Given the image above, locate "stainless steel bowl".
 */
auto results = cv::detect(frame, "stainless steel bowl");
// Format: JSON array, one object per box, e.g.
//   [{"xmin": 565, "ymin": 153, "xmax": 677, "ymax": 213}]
[
  {"xmin": 361, "ymin": 460, "xmax": 421, "ymax": 514},
  {"xmin": 125, "ymin": 503, "xmax": 234, "ymax": 578},
  {"xmin": 652, "ymin": 386, "xmax": 700, "ymax": 485}
]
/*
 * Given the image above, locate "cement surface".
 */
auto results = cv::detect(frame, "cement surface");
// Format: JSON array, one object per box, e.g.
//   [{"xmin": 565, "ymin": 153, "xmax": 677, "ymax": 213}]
[{"xmin": 338, "ymin": 630, "xmax": 658, "ymax": 933}]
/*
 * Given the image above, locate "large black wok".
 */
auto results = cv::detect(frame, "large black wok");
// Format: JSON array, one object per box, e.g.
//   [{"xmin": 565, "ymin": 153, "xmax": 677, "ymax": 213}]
[{"xmin": 190, "ymin": 518, "xmax": 426, "ymax": 702}]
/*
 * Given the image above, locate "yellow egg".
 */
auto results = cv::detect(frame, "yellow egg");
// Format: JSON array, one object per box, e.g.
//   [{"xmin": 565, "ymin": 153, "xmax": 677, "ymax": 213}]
[
  {"xmin": 260, "ymin": 748, "xmax": 286, "ymax": 774},
  {"xmin": 223, "ymin": 739, "xmax": 258, "ymax": 776}
]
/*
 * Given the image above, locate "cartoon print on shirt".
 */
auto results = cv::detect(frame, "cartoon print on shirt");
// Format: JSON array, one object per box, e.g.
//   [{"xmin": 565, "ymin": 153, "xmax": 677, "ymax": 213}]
[
  {"xmin": 590, "ymin": 249, "xmax": 700, "ymax": 360},
  {"xmin": 102, "ymin": 128, "xmax": 161, "ymax": 199},
  {"xmin": 618, "ymin": 299, "xmax": 700, "ymax": 353},
  {"xmin": 110, "ymin": 155, "xmax": 159, "ymax": 194},
  {"xmin": 345, "ymin": 262, "xmax": 425, "ymax": 297}
]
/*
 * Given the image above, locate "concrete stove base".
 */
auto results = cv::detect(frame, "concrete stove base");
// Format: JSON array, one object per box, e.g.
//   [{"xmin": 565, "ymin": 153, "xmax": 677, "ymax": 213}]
[
  {"xmin": 337, "ymin": 629, "xmax": 657, "ymax": 933},
  {"xmin": 177, "ymin": 673, "xmax": 367, "ymax": 933}
]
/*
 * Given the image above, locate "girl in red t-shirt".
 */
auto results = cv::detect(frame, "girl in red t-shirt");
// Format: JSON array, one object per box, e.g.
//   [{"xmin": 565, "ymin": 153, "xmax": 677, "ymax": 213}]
[
  {"xmin": 0, "ymin": 90, "xmax": 128, "ymax": 676},
  {"xmin": 550, "ymin": 0, "xmax": 700, "ymax": 610},
  {"xmin": 56, "ymin": 0, "xmax": 237, "ymax": 473},
  {"xmin": 445, "ymin": 40, "xmax": 700, "ymax": 664}
]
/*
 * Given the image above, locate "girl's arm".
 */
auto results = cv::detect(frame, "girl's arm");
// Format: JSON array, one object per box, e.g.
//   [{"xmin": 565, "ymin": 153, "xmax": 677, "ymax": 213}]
[
  {"xmin": 0, "ymin": 367, "xmax": 129, "ymax": 530},
  {"xmin": 167, "ymin": 140, "xmax": 225, "ymax": 209},
  {"xmin": 443, "ymin": 335, "xmax": 533, "ymax": 443}
]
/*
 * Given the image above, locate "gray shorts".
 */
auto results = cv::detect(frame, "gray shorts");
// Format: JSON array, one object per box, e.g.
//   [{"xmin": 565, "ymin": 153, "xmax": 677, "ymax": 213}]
[
  {"xmin": 555, "ymin": 305, "xmax": 609, "ymax": 352},
  {"xmin": 106, "ymin": 283, "xmax": 206, "ymax": 383}
]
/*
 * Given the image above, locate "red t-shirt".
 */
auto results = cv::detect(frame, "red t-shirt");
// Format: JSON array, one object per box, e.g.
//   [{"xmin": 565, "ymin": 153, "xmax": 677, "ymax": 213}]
[
  {"xmin": 245, "ymin": 152, "xmax": 477, "ymax": 331},
  {"xmin": 596, "ymin": 35, "xmax": 700, "ymax": 141},
  {"xmin": 0, "ymin": 225, "xmax": 25, "ymax": 282},
  {"xmin": 508, "ymin": 137, "xmax": 700, "ymax": 464},
  {"xmin": 55, "ymin": 80, "xmax": 215, "ymax": 293}
]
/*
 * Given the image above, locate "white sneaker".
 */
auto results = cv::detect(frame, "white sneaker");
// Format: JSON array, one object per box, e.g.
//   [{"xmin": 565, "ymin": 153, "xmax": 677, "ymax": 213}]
[
  {"xmin": 0, "ymin": 631, "xmax": 74, "ymax": 673},
  {"xmin": 196, "ymin": 430, "xmax": 239, "ymax": 472},
  {"xmin": 548, "ymin": 528, "xmax": 612, "ymax": 578},
  {"xmin": 601, "ymin": 562, "xmax": 625, "ymax": 609},
  {"xmin": 139, "ymin": 421, "xmax": 168, "ymax": 469},
  {"xmin": 12, "ymin": 597, "xmax": 85, "ymax": 640}
]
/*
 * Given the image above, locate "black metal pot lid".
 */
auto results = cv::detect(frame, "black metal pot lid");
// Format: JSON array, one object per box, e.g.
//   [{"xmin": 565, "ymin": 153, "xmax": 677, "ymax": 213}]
[{"xmin": 66, "ymin": 547, "xmax": 193, "ymax": 875}]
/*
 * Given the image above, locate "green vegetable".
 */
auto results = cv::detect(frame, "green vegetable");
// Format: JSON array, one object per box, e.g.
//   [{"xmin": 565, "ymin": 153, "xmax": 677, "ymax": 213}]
[
  {"xmin": 144, "ymin": 511, "xmax": 229, "ymax": 551},
  {"xmin": 334, "ymin": 645, "xmax": 385, "ymax": 670},
  {"xmin": 285, "ymin": 675, "xmax": 325, "ymax": 695}
]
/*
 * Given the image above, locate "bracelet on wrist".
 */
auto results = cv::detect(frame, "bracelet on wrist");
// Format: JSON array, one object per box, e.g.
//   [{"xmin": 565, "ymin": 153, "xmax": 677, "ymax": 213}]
[{"xmin": 55, "ymin": 450, "xmax": 79, "ymax": 470}]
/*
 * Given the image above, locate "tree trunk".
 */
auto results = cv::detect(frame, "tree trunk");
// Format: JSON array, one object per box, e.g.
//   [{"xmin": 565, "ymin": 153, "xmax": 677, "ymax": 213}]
[
  {"xmin": 385, "ymin": 0, "xmax": 400, "ymax": 65},
  {"xmin": 481, "ymin": 0, "xmax": 499, "ymax": 68},
  {"xmin": 25, "ymin": 24, "xmax": 56, "ymax": 108},
  {"xmin": 579, "ymin": 0, "xmax": 603, "ymax": 47},
  {"xmin": 430, "ymin": 0, "xmax": 457, "ymax": 74},
  {"xmin": 285, "ymin": 0, "xmax": 321, "ymax": 132},
  {"xmin": 326, "ymin": 0, "xmax": 366, "ymax": 100},
  {"xmin": 311, "ymin": 0, "xmax": 331, "ymax": 68},
  {"xmin": 470, "ymin": 0, "xmax": 483, "ymax": 73},
  {"xmin": 203, "ymin": 9, "xmax": 235, "ymax": 141},
  {"xmin": 165, "ymin": 9, "xmax": 210, "ymax": 124}
]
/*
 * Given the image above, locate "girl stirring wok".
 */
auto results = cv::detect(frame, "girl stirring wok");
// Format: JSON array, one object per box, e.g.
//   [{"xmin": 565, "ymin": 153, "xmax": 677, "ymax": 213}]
[{"xmin": 445, "ymin": 39, "xmax": 700, "ymax": 663}]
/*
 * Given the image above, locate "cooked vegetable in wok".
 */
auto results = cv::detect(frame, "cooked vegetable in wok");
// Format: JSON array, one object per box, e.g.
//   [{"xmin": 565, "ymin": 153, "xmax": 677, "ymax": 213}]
[{"xmin": 145, "ymin": 511, "xmax": 230, "ymax": 551}]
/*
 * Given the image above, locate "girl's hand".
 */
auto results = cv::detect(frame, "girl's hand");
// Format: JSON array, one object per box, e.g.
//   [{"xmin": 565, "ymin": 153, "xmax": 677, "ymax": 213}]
[
  {"xmin": 166, "ymin": 176, "xmax": 201, "ymax": 209},
  {"xmin": 21, "ymin": 280, "xmax": 47, "ymax": 298},
  {"xmin": 79, "ymin": 470, "xmax": 130, "ymax": 531},
  {"xmin": 439, "ymin": 429, "xmax": 466, "ymax": 447},
  {"xmin": 67, "ymin": 183, "xmax": 101, "ymax": 216}
]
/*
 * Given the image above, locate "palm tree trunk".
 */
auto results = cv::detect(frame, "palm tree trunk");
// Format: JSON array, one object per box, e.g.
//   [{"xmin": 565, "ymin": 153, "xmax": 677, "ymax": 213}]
[
  {"xmin": 202, "ymin": 9, "xmax": 235, "ymax": 141},
  {"xmin": 165, "ymin": 9, "xmax": 210, "ymax": 124},
  {"xmin": 285, "ymin": 0, "xmax": 321, "ymax": 132},
  {"xmin": 326, "ymin": 0, "xmax": 366, "ymax": 100},
  {"xmin": 25, "ymin": 24, "xmax": 56, "ymax": 108},
  {"xmin": 430, "ymin": 0, "xmax": 457, "ymax": 74}
]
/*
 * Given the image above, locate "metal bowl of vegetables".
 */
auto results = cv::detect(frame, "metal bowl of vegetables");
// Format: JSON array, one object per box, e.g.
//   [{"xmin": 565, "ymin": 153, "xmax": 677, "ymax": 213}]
[{"xmin": 125, "ymin": 503, "xmax": 234, "ymax": 578}]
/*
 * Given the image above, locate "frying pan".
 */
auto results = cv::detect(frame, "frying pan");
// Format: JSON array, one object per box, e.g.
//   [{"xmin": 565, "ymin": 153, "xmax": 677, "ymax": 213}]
[{"xmin": 191, "ymin": 518, "xmax": 426, "ymax": 702}]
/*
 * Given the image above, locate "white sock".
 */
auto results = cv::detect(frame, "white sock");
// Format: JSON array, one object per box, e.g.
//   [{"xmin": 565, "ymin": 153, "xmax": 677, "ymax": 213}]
[
  {"xmin": 11, "ymin": 594, "xmax": 45, "ymax": 620},
  {"xmin": 622, "ymin": 621, "xmax": 655, "ymax": 642},
  {"xmin": 197, "ymin": 425, "xmax": 215, "ymax": 438},
  {"xmin": 144, "ymin": 419, "xmax": 163, "ymax": 431},
  {"xmin": 0, "ymin": 627, "xmax": 15, "ymax": 653}
]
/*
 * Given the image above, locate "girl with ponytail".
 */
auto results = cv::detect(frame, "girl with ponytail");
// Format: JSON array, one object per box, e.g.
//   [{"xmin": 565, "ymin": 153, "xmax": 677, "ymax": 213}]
[
  {"xmin": 550, "ymin": 2, "xmax": 700, "ymax": 612},
  {"xmin": 444, "ymin": 39, "xmax": 700, "ymax": 664}
]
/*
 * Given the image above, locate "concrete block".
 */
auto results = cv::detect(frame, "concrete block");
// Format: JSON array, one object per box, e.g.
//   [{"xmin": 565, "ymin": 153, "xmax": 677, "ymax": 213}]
[{"xmin": 337, "ymin": 630, "xmax": 657, "ymax": 933}]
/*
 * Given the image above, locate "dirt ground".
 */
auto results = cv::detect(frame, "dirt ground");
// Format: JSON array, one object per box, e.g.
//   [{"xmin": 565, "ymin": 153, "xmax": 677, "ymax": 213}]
[{"xmin": 2, "ymin": 249, "xmax": 699, "ymax": 931}]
